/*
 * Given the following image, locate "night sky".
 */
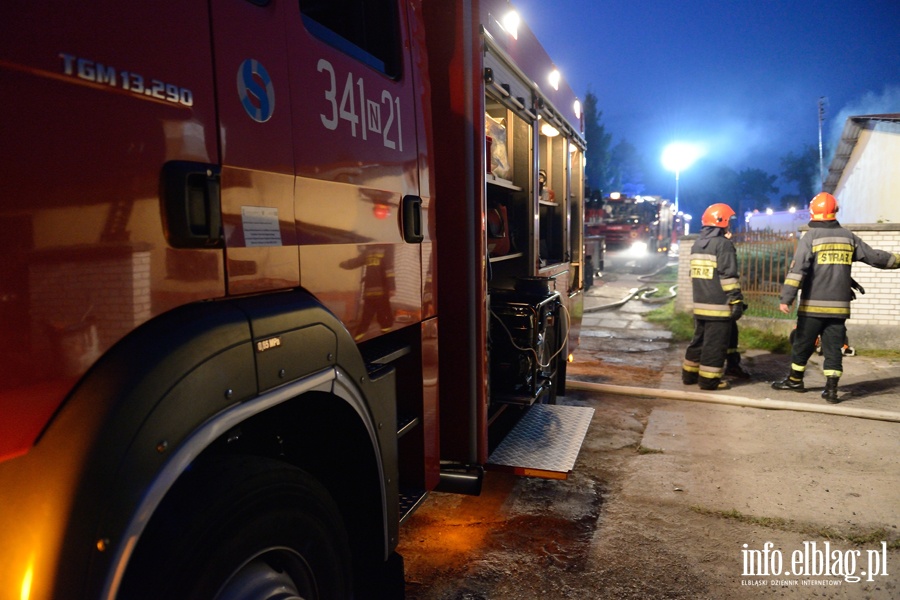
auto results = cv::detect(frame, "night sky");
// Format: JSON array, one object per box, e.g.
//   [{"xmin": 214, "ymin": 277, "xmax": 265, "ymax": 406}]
[{"xmin": 513, "ymin": 0, "xmax": 900, "ymax": 214}]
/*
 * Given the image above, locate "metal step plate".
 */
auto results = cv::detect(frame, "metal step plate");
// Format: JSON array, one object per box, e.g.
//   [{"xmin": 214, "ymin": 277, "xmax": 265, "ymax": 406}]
[
  {"xmin": 487, "ymin": 404, "xmax": 594, "ymax": 479},
  {"xmin": 399, "ymin": 487, "xmax": 427, "ymax": 524}
]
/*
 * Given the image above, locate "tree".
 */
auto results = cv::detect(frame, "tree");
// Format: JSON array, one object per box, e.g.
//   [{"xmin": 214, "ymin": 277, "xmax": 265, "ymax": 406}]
[
  {"xmin": 687, "ymin": 165, "xmax": 777, "ymax": 226},
  {"xmin": 582, "ymin": 90, "xmax": 611, "ymax": 196},
  {"xmin": 608, "ymin": 139, "xmax": 646, "ymax": 196},
  {"xmin": 734, "ymin": 168, "xmax": 779, "ymax": 224},
  {"xmin": 780, "ymin": 144, "xmax": 819, "ymax": 205}
]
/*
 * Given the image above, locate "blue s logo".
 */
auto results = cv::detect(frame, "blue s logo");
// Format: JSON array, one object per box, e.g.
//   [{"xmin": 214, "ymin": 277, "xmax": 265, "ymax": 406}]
[{"xmin": 237, "ymin": 59, "xmax": 275, "ymax": 123}]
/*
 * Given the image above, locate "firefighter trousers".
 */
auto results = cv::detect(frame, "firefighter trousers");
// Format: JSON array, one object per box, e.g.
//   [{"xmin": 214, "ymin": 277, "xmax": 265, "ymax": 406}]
[
  {"xmin": 684, "ymin": 318, "xmax": 736, "ymax": 385},
  {"xmin": 791, "ymin": 315, "xmax": 847, "ymax": 378}
]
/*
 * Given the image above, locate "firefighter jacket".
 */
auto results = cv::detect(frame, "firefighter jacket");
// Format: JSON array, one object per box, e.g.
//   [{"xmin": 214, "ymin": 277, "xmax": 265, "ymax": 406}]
[
  {"xmin": 780, "ymin": 220, "xmax": 900, "ymax": 319},
  {"xmin": 690, "ymin": 226, "xmax": 743, "ymax": 320},
  {"xmin": 340, "ymin": 245, "xmax": 396, "ymax": 298}
]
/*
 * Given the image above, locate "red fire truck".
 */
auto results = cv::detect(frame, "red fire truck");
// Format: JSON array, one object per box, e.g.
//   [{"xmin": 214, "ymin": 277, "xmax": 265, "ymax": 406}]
[
  {"xmin": 586, "ymin": 192, "xmax": 674, "ymax": 271},
  {"xmin": 0, "ymin": 1, "xmax": 591, "ymax": 598}
]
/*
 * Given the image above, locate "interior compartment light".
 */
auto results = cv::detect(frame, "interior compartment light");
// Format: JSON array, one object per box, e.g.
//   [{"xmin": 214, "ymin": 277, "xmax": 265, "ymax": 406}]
[{"xmin": 540, "ymin": 122, "xmax": 559, "ymax": 137}]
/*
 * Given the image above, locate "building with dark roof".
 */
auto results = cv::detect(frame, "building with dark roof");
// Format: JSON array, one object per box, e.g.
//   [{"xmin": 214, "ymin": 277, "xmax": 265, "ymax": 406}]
[{"xmin": 824, "ymin": 113, "xmax": 900, "ymax": 224}]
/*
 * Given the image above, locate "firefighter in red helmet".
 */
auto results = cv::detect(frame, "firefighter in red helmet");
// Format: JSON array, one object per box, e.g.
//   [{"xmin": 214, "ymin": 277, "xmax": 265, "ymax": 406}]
[
  {"xmin": 772, "ymin": 192, "xmax": 900, "ymax": 402},
  {"xmin": 682, "ymin": 203, "xmax": 748, "ymax": 391}
]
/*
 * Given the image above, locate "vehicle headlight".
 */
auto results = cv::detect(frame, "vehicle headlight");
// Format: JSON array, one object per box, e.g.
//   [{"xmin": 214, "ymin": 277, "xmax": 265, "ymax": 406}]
[{"xmin": 629, "ymin": 241, "xmax": 648, "ymax": 256}]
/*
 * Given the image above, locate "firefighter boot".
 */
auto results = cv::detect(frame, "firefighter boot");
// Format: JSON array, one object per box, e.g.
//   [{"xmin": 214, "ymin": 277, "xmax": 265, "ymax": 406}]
[
  {"xmin": 698, "ymin": 377, "xmax": 730, "ymax": 391},
  {"xmin": 822, "ymin": 376, "xmax": 840, "ymax": 404},
  {"xmin": 725, "ymin": 362, "xmax": 750, "ymax": 379},
  {"xmin": 725, "ymin": 348, "xmax": 750, "ymax": 379},
  {"xmin": 682, "ymin": 368, "xmax": 698, "ymax": 385},
  {"xmin": 772, "ymin": 369, "xmax": 805, "ymax": 392}
]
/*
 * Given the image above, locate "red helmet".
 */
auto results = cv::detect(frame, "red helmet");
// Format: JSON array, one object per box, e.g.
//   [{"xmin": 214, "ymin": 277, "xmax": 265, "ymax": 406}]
[
  {"xmin": 809, "ymin": 192, "xmax": 838, "ymax": 221},
  {"xmin": 701, "ymin": 203, "xmax": 736, "ymax": 228}
]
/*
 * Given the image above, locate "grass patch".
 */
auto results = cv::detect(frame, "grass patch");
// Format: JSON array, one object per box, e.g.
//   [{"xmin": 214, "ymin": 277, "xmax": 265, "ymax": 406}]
[
  {"xmin": 734, "ymin": 326, "xmax": 793, "ymax": 354},
  {"xmin": 640, "ymin": 264, "xmax": 679, "ymax": 283},
  {"xmin": 855, "ymin": 348, "xmax": 900, "ymax": 361},
  {"xmin": 690, "ymin": 506, "xmax": 900, "ymax": 549},
  {"xmin": 640, "ymin": 286, "xmax": 676, "ymax": 299},
  {"xmin": 845, "ymin": 528, "xmax": 900, "ymax": 547},
  {"xmin": 645, "ymin": 302, "xmax": 694, "ymax": 342},
  {"xmin": 744, "ymin": 294, "xmax": 797, "ymax": 320},
  {"xmin": 646, "ymin": 302, "xmax": 793, "ymax": 353},
  {"xmin": 646, "ymin": 302, "xmax": 900, "ymax": 358},
  {"xmin": 692, "ymin": 506, "xmax": 790, "ymax": 529},
  {"xmin": 636, "ymin": 265, "xmax": 680, "ymax": 299}
]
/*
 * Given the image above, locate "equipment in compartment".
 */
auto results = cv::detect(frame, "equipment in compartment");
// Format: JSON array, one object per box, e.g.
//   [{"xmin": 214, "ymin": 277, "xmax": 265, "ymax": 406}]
[
  {"xmin": 489, "ymin": 280, "xmax": 563, "ymax": 405},
  {"xmin": 487, "ymin": 204, "xmax": 511, "ymax": 257},
  {"xmin": 485, "ymin": 113, "xmax": 510, "ymax": 178}
]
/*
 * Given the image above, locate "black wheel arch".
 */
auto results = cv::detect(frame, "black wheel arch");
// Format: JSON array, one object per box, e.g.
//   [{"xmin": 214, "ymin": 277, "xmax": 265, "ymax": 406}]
[{"xmin": 36, "ymin": 289, "xmax": 397, "ymax": 598}]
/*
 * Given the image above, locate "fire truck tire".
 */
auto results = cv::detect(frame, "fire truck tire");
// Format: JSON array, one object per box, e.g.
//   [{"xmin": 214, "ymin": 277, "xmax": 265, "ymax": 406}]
[{"xmin": 119, "ymin": 454, "xmax": 353, "ymax": 600}]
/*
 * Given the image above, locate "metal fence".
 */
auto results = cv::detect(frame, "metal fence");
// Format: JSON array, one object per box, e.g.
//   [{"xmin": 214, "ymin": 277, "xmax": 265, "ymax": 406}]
[{"xmin": 732, "ymin": 231, "xmax": 798, "ymax": 318}]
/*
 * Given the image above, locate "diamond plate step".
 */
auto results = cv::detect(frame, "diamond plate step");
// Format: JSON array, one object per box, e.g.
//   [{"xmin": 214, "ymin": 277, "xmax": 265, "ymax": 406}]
[
  {"xmin": 399, "ymin": 487, "xmax": 427, "ymax": 524},
  {"xmin": 486, "ymin": 404, "xmax": 594, "ymax": 479}
]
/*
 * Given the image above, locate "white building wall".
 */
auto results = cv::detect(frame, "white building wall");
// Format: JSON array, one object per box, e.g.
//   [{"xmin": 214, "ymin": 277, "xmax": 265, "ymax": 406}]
[{"xmin": 834, "ymin": 121, "xmax": 900, "ymax": 225}]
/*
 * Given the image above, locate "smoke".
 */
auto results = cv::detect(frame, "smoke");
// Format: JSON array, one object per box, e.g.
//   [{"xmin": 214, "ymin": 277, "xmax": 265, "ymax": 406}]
[
  {"xmin": 825, "ymin": 84, "xmax": 900, "ymax": 163},
  {"xmin": 811, "ymin": 85, "xmax": 900, "ymax": 196}
]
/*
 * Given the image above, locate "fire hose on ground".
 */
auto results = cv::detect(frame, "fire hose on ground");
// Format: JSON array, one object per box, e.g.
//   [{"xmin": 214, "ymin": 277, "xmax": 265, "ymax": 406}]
[{"xmin": 566, "ymin": 379, "xmax": 900, "ymax": 424}]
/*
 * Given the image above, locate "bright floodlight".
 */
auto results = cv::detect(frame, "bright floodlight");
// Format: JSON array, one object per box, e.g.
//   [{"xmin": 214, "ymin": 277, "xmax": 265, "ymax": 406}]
[
  {"xmin": 661, "ymin": 142, "xmax": 703, "ymax": 173},
  {"xmin": 661, "ymin": 142, "xmax": 704, "ymax": 213},
  {"xmin": 548, "ymin": 69, "xmax": 560, "ymax": 91},
  {"xmin": 502, "ymin": 11, "xmax": 520, "ymax": 39}
]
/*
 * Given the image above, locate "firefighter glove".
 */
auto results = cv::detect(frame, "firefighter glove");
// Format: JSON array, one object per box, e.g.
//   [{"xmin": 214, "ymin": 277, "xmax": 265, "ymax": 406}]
[
  {"xmin": 730, "ymin": 301, "xmax": 745, "ymax": 321},
  {"xmin": 850, "ymin": 278, "xmax": 865, "ymax": 300}
]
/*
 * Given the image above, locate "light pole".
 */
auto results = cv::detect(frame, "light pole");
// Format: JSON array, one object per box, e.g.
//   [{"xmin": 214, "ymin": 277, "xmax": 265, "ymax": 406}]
[
  {"xmin": 662, "ymin": 142, "xmax": 703, "ymax": 214},
  {"xmin": 818, "ymin": 97, "xmax": 827, "ymax": 189}
]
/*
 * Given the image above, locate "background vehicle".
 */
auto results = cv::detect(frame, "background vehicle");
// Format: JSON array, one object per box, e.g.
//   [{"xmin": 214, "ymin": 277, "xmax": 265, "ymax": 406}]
[
  {"xmin": 0, "ymin": 1, "xmax": 590, "ymax": 598},
  {"xmin": 586, "ymin": 193, "xmax": 674, "ymax": 271},
  {"xmin": 745, "ymin": 208, "xmax": 809, "ymax": 234}
]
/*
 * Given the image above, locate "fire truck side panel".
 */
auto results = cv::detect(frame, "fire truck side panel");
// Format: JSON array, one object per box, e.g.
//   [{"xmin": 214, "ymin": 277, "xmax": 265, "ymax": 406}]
[
  {"xmin": 211, "ymin": 0, "xmax": 300, "ymax": 294},
  {"xmin": 0, "ymin": 1, "xmax": 402, "ymax": 598},
  {"xmin": 422, "ymin": 2, "xmax": 491, "ymax": 466},
  {"xmin": 405, "ymin": 0, "xmax": 438, "ymax": 323},
  {"xmin": 285, "ymin": 2, "xmax": 425, "ymax": 340},
  {"xmin": 417, "ymin": 317, "xmax": 441, "ymax": 490},
  {"xmin": 0, "ymin": 1, "xmax": 223, "ymax": 462}
]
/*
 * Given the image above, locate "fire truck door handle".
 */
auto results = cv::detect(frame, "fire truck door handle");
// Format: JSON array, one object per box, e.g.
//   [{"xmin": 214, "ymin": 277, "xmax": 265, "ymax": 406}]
[
  {"xmin": 402, "ymin": 195, "xmax": 424, "ymax": 243},
  {"xmin": 161, "ymin": 161, "xmax": 224, "ymax": 248}
]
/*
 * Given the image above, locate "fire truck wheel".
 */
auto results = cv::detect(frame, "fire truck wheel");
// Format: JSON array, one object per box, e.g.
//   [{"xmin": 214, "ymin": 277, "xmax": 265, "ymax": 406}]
[{"xmin": 119, "ymin": 455, "xmax": 352, "ymax": 600}]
